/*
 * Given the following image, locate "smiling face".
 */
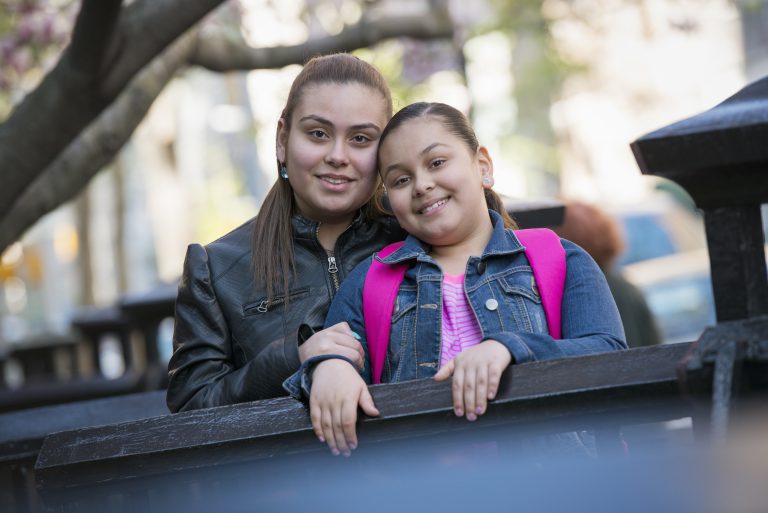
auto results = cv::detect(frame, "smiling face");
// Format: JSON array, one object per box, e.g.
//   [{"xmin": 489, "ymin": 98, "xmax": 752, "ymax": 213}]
[
  {"xmin": 379, "ymin": 117, "xmax": 494, "ymax": 247},
  {"xmin": 276, "ymin": 82, "xmax": 389, "ymax": 224}
]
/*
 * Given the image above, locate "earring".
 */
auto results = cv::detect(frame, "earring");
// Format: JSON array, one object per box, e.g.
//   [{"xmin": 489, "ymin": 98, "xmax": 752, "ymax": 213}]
[
  {"xmin": 279, "ymin": 163, "xmax": 289, "ymax": 180},
  {"xmin": 482, "ymin": 176, "xmax": 492, "ymax": 185}
]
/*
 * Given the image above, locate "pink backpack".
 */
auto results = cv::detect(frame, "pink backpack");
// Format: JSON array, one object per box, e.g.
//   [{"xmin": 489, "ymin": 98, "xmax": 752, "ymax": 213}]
[{"xmin": 362, "ymin": 228, "xmax": 566, "ymax": 384}]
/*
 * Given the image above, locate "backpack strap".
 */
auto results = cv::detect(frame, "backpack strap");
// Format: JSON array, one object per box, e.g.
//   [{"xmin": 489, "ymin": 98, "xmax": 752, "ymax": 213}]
[
  {"xmin": 363, "ymin": 241, "xmax": 407, "ymax": 384},
  {"xmin": 514, "ymin": 228, "xmax": 566, "ymax": 339}
]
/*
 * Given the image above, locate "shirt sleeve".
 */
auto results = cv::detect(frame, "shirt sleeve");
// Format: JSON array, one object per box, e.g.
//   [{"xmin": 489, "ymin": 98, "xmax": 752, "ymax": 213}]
[
  {"xmin": 485, "ymin": 240, "xmax": 627, "ymax": 363},
  {"xmin": 282, "ymin": 257, "xmax": 374, "ymax": 399}
]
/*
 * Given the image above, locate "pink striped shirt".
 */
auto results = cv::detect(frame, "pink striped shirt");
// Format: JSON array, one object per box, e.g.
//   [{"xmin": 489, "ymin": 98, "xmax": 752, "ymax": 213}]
[{"xmin": 440, "ymin": 273, "xmax": 482, "ymax": 367}]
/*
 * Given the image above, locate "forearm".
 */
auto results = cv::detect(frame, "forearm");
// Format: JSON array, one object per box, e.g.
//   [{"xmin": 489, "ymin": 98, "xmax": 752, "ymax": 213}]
[
  {"xmin": 485, "ymin": 330, "xmax": 625, "ymax": 364},
  {"xmin": 167, "ymin": 243, "xmax": 304, "ymax": 411},
  {"xmin": 167, "ymin": 328, "xmax": 302, "ymax": 411},
  {"xmin": 488, "ymin": 241, "xmax": 627, "ymax": 364}
]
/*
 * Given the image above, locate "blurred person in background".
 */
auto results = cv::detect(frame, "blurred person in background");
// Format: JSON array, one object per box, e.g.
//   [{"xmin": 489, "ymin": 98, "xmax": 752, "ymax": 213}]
[{"xmin": 555, "ymin": 201, "xmax": 661, "ymax": 349}]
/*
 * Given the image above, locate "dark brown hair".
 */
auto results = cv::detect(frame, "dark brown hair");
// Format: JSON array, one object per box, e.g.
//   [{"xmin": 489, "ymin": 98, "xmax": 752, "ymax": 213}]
[
  {"xmin": 252, "ymin": 53, "xmax": 393, "ymax": 301},
  {"xmin": 554, "ymin": 201, "xmax": 624, "ymax": 268},
  {"xmin": 377, "ymin": 102, "xmax": 517, "ymax": 229}
]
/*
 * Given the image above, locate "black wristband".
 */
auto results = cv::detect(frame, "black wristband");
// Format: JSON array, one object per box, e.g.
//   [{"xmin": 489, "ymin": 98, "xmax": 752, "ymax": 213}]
[{"xmin": 298, "ymin": 323, "xmax": 318, "ymax": 346}]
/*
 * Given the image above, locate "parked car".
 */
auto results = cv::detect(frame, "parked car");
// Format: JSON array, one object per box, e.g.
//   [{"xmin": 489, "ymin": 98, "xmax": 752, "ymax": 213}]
[
  {"xmin": 612, "ymin": 198, "xmax": 706, "ymax": 268},
  {"xmin": 621, "ymin": 248, "xmax": 715, "ymax": 344},
  {"xmin": 605, "ymin": 196, "xmax": 712, "ymax": 344},
  {"xmin": 610, "ymin": 196, "xmax": 768, "ymax": 344}
]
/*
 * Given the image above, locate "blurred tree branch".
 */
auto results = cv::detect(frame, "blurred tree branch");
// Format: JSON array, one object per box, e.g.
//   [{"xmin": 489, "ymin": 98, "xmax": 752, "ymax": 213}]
[
  {"xmin": 0, "ymin": 0, "xmax": 453, "ymax": 253},
  {"xmin": 0, "ymin": 0, "xmax": 225, "ymax": 223}
]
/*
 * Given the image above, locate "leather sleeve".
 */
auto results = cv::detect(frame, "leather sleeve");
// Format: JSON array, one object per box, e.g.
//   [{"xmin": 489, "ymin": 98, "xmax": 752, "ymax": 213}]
[{"xmin": 166, "ymin": 244, "xmax": 301, "ymax": 412}]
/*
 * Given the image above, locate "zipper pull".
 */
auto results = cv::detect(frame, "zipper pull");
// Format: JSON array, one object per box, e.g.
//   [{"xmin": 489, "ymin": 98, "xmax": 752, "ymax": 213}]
[
  {"xmin": 256, "ymin": 300, "xmax": 269, "ymax": 313},
  {"xmin": 327, "ymin": 256, "xmax": 338, "ymax": 274}
]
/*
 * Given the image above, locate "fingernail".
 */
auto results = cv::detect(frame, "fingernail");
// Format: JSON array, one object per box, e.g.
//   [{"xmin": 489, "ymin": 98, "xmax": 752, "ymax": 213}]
[
  {"xmin": 318, "ymin": 436, "xmax": 325, "ymax": 443},
  {"xmin": 467, "ymin": 413, "xmax": 477, "ymax": 422},
  {"xmin": 476, "ymin": 407, "xmax": 484, "ymax": 415},
  {"xmin": 331, "ymin": 448, "xmax": 340, "ymax": 456},
  {"xmin": 343, "ymin": 451, "xmax": 351, "ymax": 458},
  {"xmin": 454, "ymin": 408, "xmax": 463, "ymax": 417},
  {"xmin": 488, "ymin": 392, "xmax": 496, "ymax": 400},
  {"xmin": 350, "ymin": 331, "xmax": 361, "ymax": 340},
  {"xmin": 350, "ymin": 442, "xmax": 357, "ymax": 450}
]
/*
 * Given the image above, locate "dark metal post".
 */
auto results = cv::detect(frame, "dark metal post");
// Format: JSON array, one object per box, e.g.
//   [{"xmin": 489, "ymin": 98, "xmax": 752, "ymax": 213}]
[
  {"xmin": 703, "ymin": 205, "xmax": 768, "ymax": 322},
  {"xmin": 631, "ymin": 75, "xmax": 768, "ymax": 440}
]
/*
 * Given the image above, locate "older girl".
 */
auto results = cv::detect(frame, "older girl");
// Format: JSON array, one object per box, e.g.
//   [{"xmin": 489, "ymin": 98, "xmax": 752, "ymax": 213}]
[{"xmin": 167, "ymin": 54, "xmax": 402, "ymax": 412}]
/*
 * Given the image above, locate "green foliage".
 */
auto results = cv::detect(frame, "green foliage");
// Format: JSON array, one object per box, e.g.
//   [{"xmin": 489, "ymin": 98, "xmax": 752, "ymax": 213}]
[
  {"xmin": 474, "ymin": 0, "xmax": 590, "ymax": 182},
  {"xmin": 738, "ymin": 0, "xmax": 768, "ymax": 12},
  {"xmin": 355, "ymin": 41, "xmax": 458, "ymax": 111}
]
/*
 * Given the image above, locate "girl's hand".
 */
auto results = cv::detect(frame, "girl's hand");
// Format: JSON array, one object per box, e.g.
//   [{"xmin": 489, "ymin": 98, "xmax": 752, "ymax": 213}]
[
  {"xmin": 433, "ymin": 340, "xmax": 511, "ymax": 421},
  {"xmin": 309, "ymin": 358, "xmax": 379, "ymax": 456},
  {"xmin": 298, "ymin": 322, "xmax": 365, "ymax": 370}
]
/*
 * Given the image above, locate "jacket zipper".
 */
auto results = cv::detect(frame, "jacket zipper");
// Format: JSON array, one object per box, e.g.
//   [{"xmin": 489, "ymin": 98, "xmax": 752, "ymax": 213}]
[
  {"xmin": 254, "ymin": 290, "xmax": 306, "ymax": 313},
  {"xmin": 316, "ymin": 219, "xmax": 354, "ymax": 296},
  {"xmin": 327, "ymin": 255, "xmax": 340, "ymax": 292}
]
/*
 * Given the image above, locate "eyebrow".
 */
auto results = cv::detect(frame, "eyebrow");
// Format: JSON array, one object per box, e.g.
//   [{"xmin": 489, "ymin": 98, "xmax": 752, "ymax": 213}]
[
  {"xmin": 298, "ymin": 115, "xmax": 381, "ymax": 133},
  {"xmin": 382, "ymin": 142, "xmax": 447, "ymax": 176}
]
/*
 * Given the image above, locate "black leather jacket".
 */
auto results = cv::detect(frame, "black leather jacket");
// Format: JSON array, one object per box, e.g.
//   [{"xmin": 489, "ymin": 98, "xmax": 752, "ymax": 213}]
[{"xmin": 167, "ymin": 212, "xmax": 403, "ymax": 412}]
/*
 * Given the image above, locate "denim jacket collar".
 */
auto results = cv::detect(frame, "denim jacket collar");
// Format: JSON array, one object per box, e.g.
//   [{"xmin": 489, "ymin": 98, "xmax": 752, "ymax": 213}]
[{"xmin": 378, "ymin": 209, "xmax": 526, "ymax": 265}]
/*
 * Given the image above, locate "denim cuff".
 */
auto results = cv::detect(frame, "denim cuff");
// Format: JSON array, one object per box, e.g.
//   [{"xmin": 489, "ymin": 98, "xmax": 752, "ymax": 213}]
[
  {"xmin": 483, "ymin": 332, "xmax": 534, "ymax": 364},
  {"xmin": 282, "ymin": 354, "xmax": 355, "ymax": 400}
]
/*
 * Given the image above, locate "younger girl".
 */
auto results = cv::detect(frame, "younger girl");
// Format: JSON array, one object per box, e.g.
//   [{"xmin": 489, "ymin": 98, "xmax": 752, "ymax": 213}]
[{"xmin": 304, "ymin": 102, "xmax": 626, "ymax": 456}]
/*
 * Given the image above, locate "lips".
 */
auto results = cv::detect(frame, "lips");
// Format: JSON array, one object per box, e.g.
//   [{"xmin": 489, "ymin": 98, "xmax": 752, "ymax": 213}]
[
  {"xmin": 318, "ymin": 174, "xmax": 353, "ymax": 185},
  {"xmin": 417, "ymin": 197, "xmax": 449, "ymax": 215}
]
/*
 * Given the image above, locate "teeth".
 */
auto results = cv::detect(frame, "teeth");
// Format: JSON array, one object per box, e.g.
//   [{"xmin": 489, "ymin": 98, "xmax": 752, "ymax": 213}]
[
  {"xmin": 420, "ymin": 199, "xmax": 447, "ymax": 214},
  {"xmin": 321, "ymin": 177, "xmax": 349, "ymax": 185}
]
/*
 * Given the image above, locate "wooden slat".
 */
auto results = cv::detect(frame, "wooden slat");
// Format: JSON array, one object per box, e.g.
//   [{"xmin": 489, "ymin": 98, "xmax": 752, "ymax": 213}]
[
  {"xmin": 0, "ymin": 390, "xmax": 168, "ymax": 460},
  {"xmin": 0, "ymin": 391, "xmax": 168, "ymax": 513},
  {"xmin": 36, "ymin": 343, "xmax": 693, "ymax": 490}
]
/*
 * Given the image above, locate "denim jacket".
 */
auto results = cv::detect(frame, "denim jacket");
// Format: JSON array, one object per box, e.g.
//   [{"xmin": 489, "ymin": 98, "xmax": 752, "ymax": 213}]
[{"xmin": 284, "ymin": 210, "xmax": 626, "ymax": 396}]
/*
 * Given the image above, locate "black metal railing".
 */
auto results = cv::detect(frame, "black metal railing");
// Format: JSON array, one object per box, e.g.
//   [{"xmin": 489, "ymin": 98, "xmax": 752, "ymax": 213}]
[{"xmin": 631, "ymin": 74, "xmax": 768, "ymax": 441}]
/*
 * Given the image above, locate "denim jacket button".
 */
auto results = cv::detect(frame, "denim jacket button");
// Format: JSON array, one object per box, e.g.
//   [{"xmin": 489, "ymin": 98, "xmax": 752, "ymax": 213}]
[
  {"xmin": 477, "ymin": 261, "xmax": 487, "ymax": 275},
  {"xmin": 485, "ymin": 298, "xmax": 499, "ymax": 311}
]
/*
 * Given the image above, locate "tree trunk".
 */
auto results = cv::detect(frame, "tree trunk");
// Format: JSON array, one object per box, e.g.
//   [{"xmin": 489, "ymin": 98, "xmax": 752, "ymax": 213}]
[
  {"xmin": 0, "ymin": 0, "xmax": 226, "ymax": 221},
  {"xmin": 0, "ymin": 30, "xmax": 198, "ymax": 251},
  {"xmin": 74, "ymin": 191, "xmax": 94, "ymax": 306}
]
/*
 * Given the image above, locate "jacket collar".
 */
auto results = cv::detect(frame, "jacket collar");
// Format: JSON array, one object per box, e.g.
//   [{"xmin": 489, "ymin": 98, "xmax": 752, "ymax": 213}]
[
  {"xmin": 291, "ymin": 210, "xmax": 365, "ymax": 243},
  {"xmin": 379, "ymin": 209, "xmax": 526, "ymax": 265}
]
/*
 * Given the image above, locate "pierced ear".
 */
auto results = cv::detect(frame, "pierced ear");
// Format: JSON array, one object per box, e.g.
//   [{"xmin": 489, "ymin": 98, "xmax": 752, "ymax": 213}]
[
  {"xmin": 478, "ymin": 146, "xmax": 494, "ymax": 189},
  {"xmin": 275, "ymin": 118, "xmax": 288, "ymax": 162}
]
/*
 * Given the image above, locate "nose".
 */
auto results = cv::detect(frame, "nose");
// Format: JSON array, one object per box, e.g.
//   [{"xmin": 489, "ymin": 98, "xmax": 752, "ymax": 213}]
[
  {"xmin": 324, "ymin": 139, "xmax": 349, "ymax": 168},
  {"xmin": 412, "ymin": 171, "xmax": 434, "ymax": 197}
]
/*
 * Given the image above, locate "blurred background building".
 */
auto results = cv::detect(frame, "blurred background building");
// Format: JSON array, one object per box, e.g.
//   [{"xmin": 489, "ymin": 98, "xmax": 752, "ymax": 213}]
[{"xmin": 1, "ymin": 0, "xmax": 767, "ymax": 382}]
